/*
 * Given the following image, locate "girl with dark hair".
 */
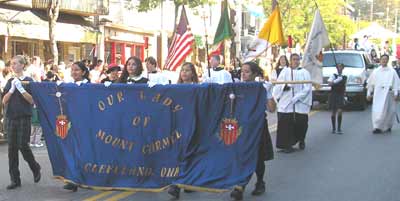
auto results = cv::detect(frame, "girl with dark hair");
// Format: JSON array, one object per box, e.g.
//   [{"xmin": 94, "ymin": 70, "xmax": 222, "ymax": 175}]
[
  {"xmin": 270, "ymin": 55, "xmax": 289, "ymax": 82},
  {"xmin": 119, "ymin": 56, "xmax": 148, "ymax": 84},
  {"xmin": 177, "ymin": 62, "xmax": 199, "ymax": 84},
  {"xmin": 327, "ymin": 63, "xmax": 347, "ymax": 134},
  {"xmin": 230, "ymin": 61, "xmax": 275, "ymax": 201},
  {"xmin": 71, "ymin": 61, "xmax": 90, "ymax": 85}
]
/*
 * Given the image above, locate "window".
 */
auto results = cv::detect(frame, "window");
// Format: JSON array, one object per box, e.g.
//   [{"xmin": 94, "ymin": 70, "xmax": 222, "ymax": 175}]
[{"xmin": 323, "ymin": 53, "xmax": 364, "ymax": 68}]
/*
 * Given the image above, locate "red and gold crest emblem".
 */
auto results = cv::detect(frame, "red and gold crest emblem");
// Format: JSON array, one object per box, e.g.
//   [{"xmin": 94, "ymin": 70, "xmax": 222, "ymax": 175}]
[
  {"xmin": 56, "ymin": 115, "xmax": 70, "ymax": 139},
  {"xmin": 219, "ymin": 118, "xmax": 242, "ymax": 145}
]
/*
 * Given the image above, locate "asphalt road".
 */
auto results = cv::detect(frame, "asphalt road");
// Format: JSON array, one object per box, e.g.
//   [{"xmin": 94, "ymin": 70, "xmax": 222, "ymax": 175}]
[{"xmin": 0, "ymin": 107, "xmax": 399, "ymax": 201}]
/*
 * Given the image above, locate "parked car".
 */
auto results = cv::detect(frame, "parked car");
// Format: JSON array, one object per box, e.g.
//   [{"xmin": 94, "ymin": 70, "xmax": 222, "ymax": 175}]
[{"xmin": 313, "ymin": 50, "xmax": 376, "ymax": 110}]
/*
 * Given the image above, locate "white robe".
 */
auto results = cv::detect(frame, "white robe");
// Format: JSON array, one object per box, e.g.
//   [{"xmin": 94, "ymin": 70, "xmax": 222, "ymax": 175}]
[
  {"xmin": 367, "ymin": 66, "xmax": 400, "ymax": 130},
  {"xmin": 148, "ymin": 72, "xmax": 170, "ymax": 85},
  {"xmin": 272, "ymin": 67, "xmax": 312, "ymax": 114},
  {"xmin": 202, "ymin": 68, "xmax": 233, "ymax": 84}
]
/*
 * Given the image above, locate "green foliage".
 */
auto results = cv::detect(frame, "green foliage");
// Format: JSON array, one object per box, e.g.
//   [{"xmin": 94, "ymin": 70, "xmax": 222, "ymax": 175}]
[
  {"xmin": 261, "ymin": 0, "xmax": 356, "ymax": 47},
  {"xmin": 127, "ymin": 0, "xmax": 211, "ymax": 12}
]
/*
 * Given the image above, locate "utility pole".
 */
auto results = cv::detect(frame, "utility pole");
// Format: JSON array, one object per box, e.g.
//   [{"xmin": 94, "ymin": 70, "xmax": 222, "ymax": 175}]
[
  {"xmin": 395, "ymin": 8, "xmax": 399, "ymax": 33},
  {"xmin": 370, "ymin": 0, "xmax": 373, "ymax": 21}
]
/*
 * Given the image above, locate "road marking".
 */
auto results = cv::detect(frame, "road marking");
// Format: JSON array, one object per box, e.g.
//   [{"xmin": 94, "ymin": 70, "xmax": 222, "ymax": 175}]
[
  {"xmin": 83, "ymin": 191, "xmax": 114, "ymax": 201},
  {"xmin": 104, "ymin": 192, "xmax": 136, "ymax": 201},
  {"xmin": 269, "ymin": 111, "xmax": 318, "ymax": 133}
]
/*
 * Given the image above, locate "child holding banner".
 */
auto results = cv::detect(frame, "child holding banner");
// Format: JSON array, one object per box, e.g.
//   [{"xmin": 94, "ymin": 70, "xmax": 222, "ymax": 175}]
[
  {"xmin": 327, "ymin": 63, "xmax": 347, "ymax": 134},
  {"xmin": 2, "ymin": 55, "xmax": 41, "ymax": 190},
  {"xmin": 230, "ymin": 61, "xmax": 275, "ymax": 201}
]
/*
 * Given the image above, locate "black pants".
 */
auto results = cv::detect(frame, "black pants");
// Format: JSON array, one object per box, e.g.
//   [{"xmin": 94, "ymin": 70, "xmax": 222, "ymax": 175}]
[
  {"xmin": 276, "ymin": 112, "xmax": 308, "ymax": 149},
  {"xmin": 7, "ymin": 117, "xmax": 40, "ymax": 183}
]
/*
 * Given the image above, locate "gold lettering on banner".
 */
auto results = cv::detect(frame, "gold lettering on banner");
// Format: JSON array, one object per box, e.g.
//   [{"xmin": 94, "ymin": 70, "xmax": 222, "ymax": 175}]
[
  {"xmin": 98, "ymin": 92, "xmax": 124, "ymax": 111},
  {"xmin": 142, "ymin": 130, "xmax": 182, "ymax": 155},
  {"xmin": 83, "ymin": 163, "xmax": 154, "ymax": 177},
  {"xmin": 132, "ymin": 116, "xmax": 151, "ymax": 128},
  {"xmin": 160, "ymin": 167, "xmax": 179, "ymax": 178},
  {"xmin": 152, "ymin": 93, "xmax": 161, "ymax": 102},
  {"xmin": 163, "ymin": 98, "xmax": 173, "ymax": 106},
  {"xmin": 84, "ymin": 163, "xmax": 92, "ymax": 172},
  {"xmin": 107, "ymin": 95, "xmax": 114, "ymax": 105},
  {"xmin": 140, "ymin": 91, "xmax": 145, "ymax": 100},
  {"xmin": 95, "ymin": 130, "xmax": 135, "ymax": 152},
  {"xmin": 98, "ymin": 165, "xmax": 105, "ymax": 174},
  {"xmin": 172, "ymin": 105, "xmax": 183, "ymax": 113},
  {"xmin": 91, "ymin": 164, "xmax": 98, "ymax": 172},
  {"xmin": 98, "ymin": 101, "xmax": 106, "ymax": 111},
  {"xmin": 117, "ymin": 91, "xmax": 124, "ymax": 103}
]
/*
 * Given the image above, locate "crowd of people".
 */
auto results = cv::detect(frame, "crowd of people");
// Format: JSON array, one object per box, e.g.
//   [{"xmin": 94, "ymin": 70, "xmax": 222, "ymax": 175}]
[{"xmin": 0, "ymin": 51, "xmax": 399, "ymax": 201}]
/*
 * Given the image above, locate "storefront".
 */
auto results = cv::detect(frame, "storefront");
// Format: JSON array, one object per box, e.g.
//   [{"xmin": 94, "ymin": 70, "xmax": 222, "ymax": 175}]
[
  {"xmin": 102, "ymin": 23, "xmax": 154, "ymax": 65},
  {"xmin": 0, "ymin": 7, "xmax": 98, "ymax": 64}
]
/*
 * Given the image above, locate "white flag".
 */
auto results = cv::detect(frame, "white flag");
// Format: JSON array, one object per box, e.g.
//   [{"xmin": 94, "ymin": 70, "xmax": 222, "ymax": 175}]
[{"xmin": 301, "ymin": 9, "xmax": 330, "ymax": 84}]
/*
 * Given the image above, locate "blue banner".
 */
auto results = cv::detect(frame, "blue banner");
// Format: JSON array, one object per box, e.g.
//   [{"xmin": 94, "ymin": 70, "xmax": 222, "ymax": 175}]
[{"xmin": 30, "ymin": 82, "xmax": 266, "ymax": 191}]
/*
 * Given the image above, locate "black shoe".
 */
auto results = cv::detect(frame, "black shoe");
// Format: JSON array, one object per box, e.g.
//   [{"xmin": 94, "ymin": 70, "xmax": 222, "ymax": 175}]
[
  {"xmin": 167, "ymin": 185, "xmax": 180, "ymax": 199},
  {"xmin": 183, "ymin": 189, "xmax": 194, "ymax": 193},
  {"xmin": 251, "ymin": 182, "xmax": 265, "ymax": 196},
  {"xmin": 386, "ymin": 128, "xmax": 392, "ymax": 133},
  {"xmin": 281, "ymin": 147, "xmax": 295, "ymax": 153},
  {"xmin": 299, "ymin": 141, "xmax": 305, "ymax": 150},
  {"xmin": 33, "ymin": 165, "xmax": 41, "ymax": 183},
  {"xmin": 331, "ymin": 129, "xmax": 336, "ymax": 134},
  {"xmin": 336, "ymin": 130, "xmax": 343, "ymax": 134},
  {"xmin": 6, "ymin": 181, "xmax": 21, "ymax": 190},
  {"xmin": 230, "ymin": 188, "xmax": 243, "ymax": 201},
  {"xmin": 373, "ymin": 129, "xmax": 383, "ymax": 134},
  {"xmin": 63, "ymin": 183, "xmax": 78, "ymax": 192}
]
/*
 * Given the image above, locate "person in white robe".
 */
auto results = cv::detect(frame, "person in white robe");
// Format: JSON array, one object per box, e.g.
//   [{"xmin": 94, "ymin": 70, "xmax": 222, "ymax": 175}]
[
  {"xmin": 272, "ymin": 53, "xmax": 312, "ymax": 153},
  {"xmin": 367, "ymin": 55, "xmax": 400, "ymax": 134},
  {"xmin": 202, "ymin": 55, "xmax": 233, "ymax": 84},
  {"xmin": 145, "ymin": 57, "xmax": 170, "ymax": 85}
]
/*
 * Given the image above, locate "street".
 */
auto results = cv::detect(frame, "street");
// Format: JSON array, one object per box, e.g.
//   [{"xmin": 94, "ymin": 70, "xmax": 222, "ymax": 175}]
[{"xmin": 0, "ymin": 106, "xmax": 399, "ymax": 201}]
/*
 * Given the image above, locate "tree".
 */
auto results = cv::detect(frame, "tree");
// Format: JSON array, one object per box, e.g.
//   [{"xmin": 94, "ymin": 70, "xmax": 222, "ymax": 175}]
[
  {"xmin": 48, "ymin": 0, "xmax": 60, "ymax": 65},
  {"xmin": 261, "ymin": 0, "xmax": 356, "ymax": 47},
  {"xmin": 125, "ymin": 0, "xmax": 214, "ymax": 31}
]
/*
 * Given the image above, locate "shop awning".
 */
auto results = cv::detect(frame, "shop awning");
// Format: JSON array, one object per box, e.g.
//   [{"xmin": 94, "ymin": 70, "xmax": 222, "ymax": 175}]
[{"xmin": 0, "ymin": 6, "xmax": 98, "ymax": 43}]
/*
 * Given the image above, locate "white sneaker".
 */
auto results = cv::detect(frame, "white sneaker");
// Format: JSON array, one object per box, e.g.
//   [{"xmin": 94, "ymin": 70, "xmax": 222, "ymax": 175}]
[
  {"xmin": 35, "ymin": 142, "xmax": 44, "ymax": 148},
  {"xmin": 29, "ymin": 143, "xmax": 35, "ymax": 147}
]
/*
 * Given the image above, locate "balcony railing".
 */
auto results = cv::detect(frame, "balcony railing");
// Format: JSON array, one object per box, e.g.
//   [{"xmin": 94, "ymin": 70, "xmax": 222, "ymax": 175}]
[{"xmin": 32, "ymin": 0, "xmax": 109, "ymax": 16}]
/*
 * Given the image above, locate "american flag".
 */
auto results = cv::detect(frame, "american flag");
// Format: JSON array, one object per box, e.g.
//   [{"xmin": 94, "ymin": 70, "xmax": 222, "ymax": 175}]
[{"xmin": 164, "ymin": 6, "xmax": 194, "ymax": 71}]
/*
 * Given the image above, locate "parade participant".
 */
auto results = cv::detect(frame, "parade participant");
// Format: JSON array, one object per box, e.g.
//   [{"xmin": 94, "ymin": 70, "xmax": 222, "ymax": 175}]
[
  {"xmin": 394, "ymin": 57, "xmax": 400, "ymax": 78},
  {"xmin": 71, "ymin": 61, "xmax": 90, "ymax": 85},
  {"xmin": 366, "ymin": 55, "xmax": 400, "ymax": 134},
  {"xmin": 25, "ymin": 56, "xmax": 44, "ymax": 82},
  {"xmin": 230, "ymin": 61, "xmax": 275, "ymax": 201},
  {"xmin": 202, "ymin": 55, "xmax": 233, "ymax": 84},
  {"xmin": 270, "ymin": 55, "xmax": 289, "ymax": 82},
  {"xmin": 119, "ymin": 57, "xmax": 148, "ymax": 84},
  {"xmin": 62, "ymin": 61, "xmax": 90, "ymax": 192},
  {"xmin": 101, "ymin": 63, "xmax": 121, "ymax": 83},
  {"xmin": 272, "ymin": 53, "xmax": 312, "ymax": 153},
  {"xmin": 145, "ymin": 56, "xmax": 170, "ymax": 84},
  {"xmin": 167, "ymin": 62, "xmax": 199, "ymax": 199},
  {"xmin": 177, "ymin": 62, "xmax": 199, "ymax": 84},
  {"xmin": 90, "ymin": 59, "xmax": 106, "ymax": 83},
  {"xmin": 2, "ymin": 55, "xmax": 41, "ymax": 190},
  {"xmin": 370, "ymin": 49, "xmax": 380, "ymax": 64},
  {"xmin": 353, "ymin": 38, "xmax": 360, "ymax": 50},
  {"xmin": 327, "ymin": 63, "xmax": 347, "ymax": 134}
]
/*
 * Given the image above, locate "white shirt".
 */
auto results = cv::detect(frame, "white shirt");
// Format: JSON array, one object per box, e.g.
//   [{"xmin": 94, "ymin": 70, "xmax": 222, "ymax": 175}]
[
  {"xmin": 202, "ymin": 67, "xmax": 233, "ymax": 84},
  {"xmin": 272, "ymin": 67, "xmax": 312, "ymax": 114},
  {"xmin": 270, "ymin": 66, "xmax": 287, "ymax": 81},
  {"xmin": 148, "ymin": 72, "xmax": 170, "ymax": 85}
]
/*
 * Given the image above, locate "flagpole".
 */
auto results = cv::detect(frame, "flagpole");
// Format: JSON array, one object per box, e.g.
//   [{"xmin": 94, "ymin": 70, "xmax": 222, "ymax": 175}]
[{"xmin": 202, "ymin": 7, "xmax": 211, "ymax": 77}]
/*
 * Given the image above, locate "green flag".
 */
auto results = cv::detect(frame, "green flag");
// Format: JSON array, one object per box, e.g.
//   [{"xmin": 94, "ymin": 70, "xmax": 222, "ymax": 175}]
[{"xmin": 213, "ymin": 0, "xmax": 233, "ymax": 45}]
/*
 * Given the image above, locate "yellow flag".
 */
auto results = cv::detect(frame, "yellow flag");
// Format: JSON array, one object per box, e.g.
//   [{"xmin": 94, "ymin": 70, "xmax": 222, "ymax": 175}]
[{"xmin": 258, "ymin": 5, "xmax": 284, "ymax": 45}]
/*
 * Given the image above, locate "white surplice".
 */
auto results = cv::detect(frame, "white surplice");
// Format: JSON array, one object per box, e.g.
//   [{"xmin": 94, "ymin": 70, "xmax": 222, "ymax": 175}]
[
  {"xmin": 367, "ymin": 66, "xmax": 400, "ymax": 130},
  {"xmin": 272, "ymin": 67, "xmax": 312, "ymax": 114},
  {"xmin": 202, "ymin": 68, "xmax": 233, "ymax": 84}
]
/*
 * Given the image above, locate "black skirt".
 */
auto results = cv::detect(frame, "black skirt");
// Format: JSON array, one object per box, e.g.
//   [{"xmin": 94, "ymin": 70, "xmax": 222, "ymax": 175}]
[
  {"xmin": 259, "ymin": 121, "xmax": 274, "ymax": 161},
  {"xmin": 328, "ymin": 93, "xmax": 345, "ymax": 110}
]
